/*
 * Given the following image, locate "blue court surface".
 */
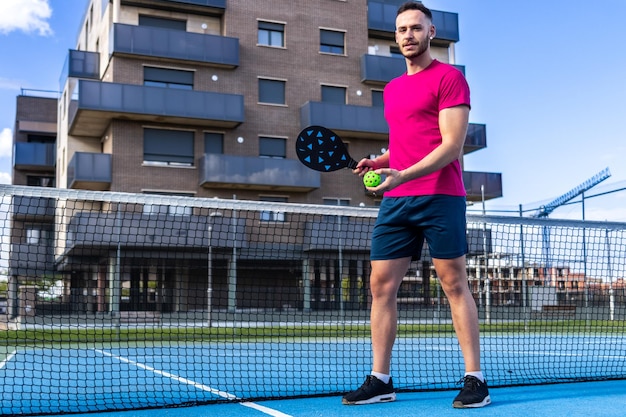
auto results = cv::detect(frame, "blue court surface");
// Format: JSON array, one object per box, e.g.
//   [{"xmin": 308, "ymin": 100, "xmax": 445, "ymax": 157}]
[
  {"xmin": 2, "ymin": 335, "xmax": 625, "ymax": 416},
  {"xmin": 28, "ymin": 378, "xmax": 626, "ymax": 417}
]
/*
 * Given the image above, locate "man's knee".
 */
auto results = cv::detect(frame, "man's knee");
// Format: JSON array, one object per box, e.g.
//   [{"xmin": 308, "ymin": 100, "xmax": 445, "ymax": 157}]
[
  {"xmin": 370, "ymin": 275, "xmax": 399, "ymax": 299},
  {"xmin": 440, "ymin": 275, "xmax": 470, "ymax": 299}
]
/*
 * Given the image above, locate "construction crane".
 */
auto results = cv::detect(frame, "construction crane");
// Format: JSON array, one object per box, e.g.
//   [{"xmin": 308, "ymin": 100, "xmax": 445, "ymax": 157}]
[
  {"xmin": 532, "ymin": 167, "xmax": 611, "ymax": 286},
  {"xmin": 533, "ymin": 167, "xmax": 611, "ymax": 218}
]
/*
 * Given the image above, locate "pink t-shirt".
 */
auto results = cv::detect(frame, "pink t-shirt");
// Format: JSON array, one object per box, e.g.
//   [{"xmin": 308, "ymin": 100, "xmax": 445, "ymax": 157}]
[{"xmin": 383, "ymin": 60, "xmax": 470, "ymax": 197}]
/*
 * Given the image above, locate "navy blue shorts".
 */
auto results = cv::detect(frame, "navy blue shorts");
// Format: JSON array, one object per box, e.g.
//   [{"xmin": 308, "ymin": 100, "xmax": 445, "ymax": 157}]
[{"xmin": 371, "ymin": 195, "xmax": 468, "ymax": 261}]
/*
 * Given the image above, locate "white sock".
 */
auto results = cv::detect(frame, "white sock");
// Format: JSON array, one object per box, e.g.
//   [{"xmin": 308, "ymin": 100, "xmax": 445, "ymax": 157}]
[
  {"xmin": 465, "ymin": 371, "xmax": 485, "ymax": 383},
  {"xmin": 371, "ymin": 371, "xmax": 390, "ymax": 384}
]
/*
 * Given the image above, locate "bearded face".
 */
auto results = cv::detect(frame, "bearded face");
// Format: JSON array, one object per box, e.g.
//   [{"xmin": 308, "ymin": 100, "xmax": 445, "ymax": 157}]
[
  {"xmin": 395, "ymin": 10, "xmax": 434, "ymax": 60},
  {"xmin": 399, "ymin": 34, "xmax": 429, "ymax": 59}
]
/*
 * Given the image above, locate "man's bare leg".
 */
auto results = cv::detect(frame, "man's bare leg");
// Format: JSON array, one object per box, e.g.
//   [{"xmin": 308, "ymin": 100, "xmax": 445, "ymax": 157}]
[
  {"xmin": 432, "ymin": 256, "xmax": 480, "ymax": 372},
  {"xmin": 433, "ymin": 256, "xmax": 490, "ymax": 408},
  {"xmin": 342, "ymin": 257, "xmax": 411, "ymax": 405},
  {"xmin": 370, "ymin": 257, "xmax": 412, "ymax": 374}
]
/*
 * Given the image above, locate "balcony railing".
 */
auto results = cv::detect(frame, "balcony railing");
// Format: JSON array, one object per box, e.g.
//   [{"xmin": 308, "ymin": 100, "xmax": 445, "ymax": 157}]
[
  {"xmin": 163, "ymin": 0, "xmax": 226, "ymax": 8},
  {"xmin": 9, "ymin": 243, "xmax": 55, "ymax": 276},
  {"xmin": 304, "ymin": 218, "xmax": 375, "ymax": 251},
  {"xmin": 300, "ymin": 101, "xmax": 388, "ymax": 138},
  {"xmin": 13, "ymin": 142, "xmax": 55, "ymax": 171},
  {"xmin": 200, "ymin": 154, "xmax": 320, "ymax": 191},
  {"xmin": 301, "ymin": 101, "xmax": 483, "ymax": 149},
  {"xmin": 367, "ymin": 0, "xmax": 459, "ymax": 41},
  {"xmin": 68, "ymin": 80, "xmax": 244, "ymax": 136},
  {"xmin": 463, "ymin": 171, "xmax": 503, "ymax": 202},
  {"xmin": 67, "ymin": 152, "xmax": 112, "ymax": 190},
  {"xmin": 464, "ymin": 123, "xmax": 487, "ymax": 154},
  {"xmin": 66, "ymin": 212, "xmax": 244, "ymax": 252},
  {"xmin": 361, "ymin": 54, "xmax": 466, "ymax": 84},
  {"xmin": 12, "ymin": 196, "xmax": 55, "ymax": 219},
  {"xmin": 59, "ymin": 49, "xmax": 100, "ymax": 90},
  {"xmin": 112, "ymin": 23, "xmax": 239, "ymax": 68},
  {"xmin": 360, "ymin": 54, "xmax": 405, "ymax": 84}
]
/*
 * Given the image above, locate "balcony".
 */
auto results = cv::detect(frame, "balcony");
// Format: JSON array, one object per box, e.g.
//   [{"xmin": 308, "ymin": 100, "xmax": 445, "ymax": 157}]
[
  {"xmin": 147, "ymin": 0, "xmax": 226, "ymax": 11},
  {"xmin": 304, "ymin": 218, "xmax": 375, "ymax": 251},
  {"xmin": 13, "ymin": 142, "xmax": 55, "ymax": 171},
  {"xmin": 122, "ymin": 0, "xmax": 226, "ymax": 15},
  {"xmin": 165, "ymin": 0, "xmax": 225, "ymax": 6},
  {"xmin": 67, "ymin": 152, "xmax": 112, "ymax": 190},
  {"xmin": 463, "ymin": 123, "xmax": 487, "ymax": 154},
  {"xmin": 63, "ymin": 211, "xmax": 243, "ymax": 258},
  {"xmin": 9, "ymin": 243, "xmax": 55, "ymax": 276},
  {"xmin": 463, "ymin": 171, "xmax": 503, "ymax": 202},
  {"xmin": 112, "ymin": 23, "xmax": 239, "ymax": 68},
  {"xmin": 301, "ymin": 101, "xmax": 482, "ymax": 148},
  {"xmin": 199, "ymin": 154, "xmax": 320, "ymax": 191},
  {"xmin": 12, "ymin": 196, "xmax": 55, "ymax": 220},
  {"xmin": 300, "ymin": 101, "xmax": 388, "ymax": 139},
  {"xmin": 361, "ymin": 54, "xmax": 466, "ymax": 85},
  {"xmin": 360, "ymin": 54, "xmax": 405, "ymax": 84},
  {"xmin": 367, "ymin": 0, "xmax": 459, "ymax": 41},
  {"xmin": 59, "ymin": 49, "xmax": 99, "ymax": 90},
  {"xmin": 466, "ymin": 228, "xmax": 493, "ymax": 255},
  {"xmin": 68, "ymin": 80, "xmax": 244, "ymax": 137}
]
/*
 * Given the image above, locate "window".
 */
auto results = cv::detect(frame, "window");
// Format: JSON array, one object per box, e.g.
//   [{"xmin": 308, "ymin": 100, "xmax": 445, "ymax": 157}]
[
  {"xmin": 84, "ymin": 20, "xmax": 89, "ymax": 47},
  {"xmin": 26, "ymin": 229, "xmax": 40, "ymax": 245},
  {"xmin": 320, "ymin": 29, "xmax": 345, "ymax": 54},
  {"xmin": 27, "ymin": 175, "xmax": 55, "ymax": 187},
  {"xmin": 260, "ymin": 196, "xmax": 287, "ymax": 222},
  {"xmin": 390, "ymin": 46, "xmax": 403, "ymax": 58},
  {"xmin": 205, "ymin": 132, "xmax": 224, "ymax": 154},
  {"xmin": 26, "ymin": 227, "xmax": 51, "ymax": 245},
  {"xmin": 323, "ymin": 198, "xmax": 350, "ymax": 206},
  {"xmin": 323, "ymin": 198, "xmax": 350, "ymax": 222},
  {"xmin": 143, "ymin": 192, "xmax": 193, "ymax": 216},
  {"xmin": 372, "ymin": 90, "xmax": 384, "ymax": 107},
  {"xmin": 258, "ymin": 78, "xmax": 286, "ymax": 105},
  {"xmin": 258, "ymin": 21, "xmax": 285, "ymax": 47},
  {"xmin": 27, "ymin": 134, "xmax": 55, "ymax": 144},
  {"xmin": 321, "ymin": 85, "xmax": 346, "ymax": 104},
  {"xmin": 144, "ymin": 128, "xmax": 194, "ymax": 166},
  {"xmin": 139, "ymin": 15, "xmax": 186, "ymax": 31},
  {"xmin": 143, "ymin": 204, "xmax": 191, "ymax": 217},
  {"xmin": 259, "ymin": 137, "xmax": 286, "ymax": 158},
  {"xmin": 144, "ymin": 67, "xmax": 193, "ymax": 90}
]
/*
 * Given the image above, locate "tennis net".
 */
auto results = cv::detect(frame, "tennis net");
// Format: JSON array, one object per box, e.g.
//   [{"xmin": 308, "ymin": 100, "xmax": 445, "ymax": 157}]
[{"xmin": 1, "ymin": 185, "xmax": 626, "ymax": 415}]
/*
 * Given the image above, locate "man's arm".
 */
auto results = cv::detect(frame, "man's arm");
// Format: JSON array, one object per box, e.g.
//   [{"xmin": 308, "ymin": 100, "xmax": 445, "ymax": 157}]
[
  {"xmin": 372, "ymin": 105, "xmax": 469, "ymax": 190},
  {"xmin": 399, "ymin": 105, "xmax": 469, "ymax": 181}
]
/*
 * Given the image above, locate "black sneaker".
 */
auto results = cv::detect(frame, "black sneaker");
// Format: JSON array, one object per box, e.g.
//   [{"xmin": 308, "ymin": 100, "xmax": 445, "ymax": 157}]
[
  {"xmin": 342, "ymin": 375, "xmax": 396, "ymax": 405},
  {"xmin": 452, "ymin": 376, "xmax": 491, "ymax": 408}
]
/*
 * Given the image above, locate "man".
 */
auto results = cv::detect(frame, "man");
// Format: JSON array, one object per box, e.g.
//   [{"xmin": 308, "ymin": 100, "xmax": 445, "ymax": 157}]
[{"xmin": 341, "ymin": 1, "xmax": 491, "ymax": 409}]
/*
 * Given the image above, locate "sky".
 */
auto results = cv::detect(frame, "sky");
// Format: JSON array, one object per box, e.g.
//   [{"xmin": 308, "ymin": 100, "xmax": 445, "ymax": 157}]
[{"xmin": 0, "ymin": 0, "xmax": 626, "ymax": 221}]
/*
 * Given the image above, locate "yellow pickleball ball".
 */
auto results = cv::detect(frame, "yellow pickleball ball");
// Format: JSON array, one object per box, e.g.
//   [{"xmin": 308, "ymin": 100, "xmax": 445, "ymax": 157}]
[{"xmin": 363, "ymin": 171, "xmax": 381, "ymax": 187}]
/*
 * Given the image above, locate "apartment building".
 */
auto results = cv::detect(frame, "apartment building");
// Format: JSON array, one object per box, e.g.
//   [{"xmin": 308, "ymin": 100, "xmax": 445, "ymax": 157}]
[{"xmin": 10, "ymin": 0, "xmax": 502, "ymax": 316}]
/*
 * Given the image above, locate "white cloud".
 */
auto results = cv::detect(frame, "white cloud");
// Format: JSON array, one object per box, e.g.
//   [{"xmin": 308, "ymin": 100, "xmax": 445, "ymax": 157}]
[
  {"xmin": 0, "ymin": 0, "xmax": 52, "ymax": 36},
  {"xmin": 0, "ymin": 172, "xmax": 11, "ymax": 185},
  {"xmin": 0, "ymin": 128, "xmax": 12, "ymax": 158},
  {"xmin": 0, "ymin": 77, "xmax": 23, "ymax": 91}
]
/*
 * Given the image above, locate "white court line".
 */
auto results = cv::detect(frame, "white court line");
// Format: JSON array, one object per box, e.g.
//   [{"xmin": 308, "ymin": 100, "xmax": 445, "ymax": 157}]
[
  {"xmin": 0, "ymin": 350, "xmax": 17, "ymax": 369},
  {"xmin": 94, "ymin": 349, "xmax": 293, "ymax": 417},
  {"xmin": 240, "ymin": 402, "xmax": 294, "ymax": 417}
]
